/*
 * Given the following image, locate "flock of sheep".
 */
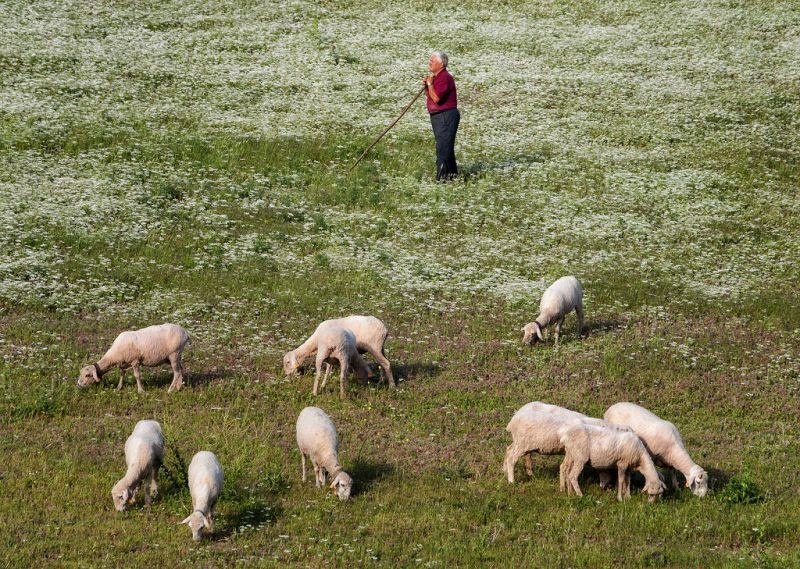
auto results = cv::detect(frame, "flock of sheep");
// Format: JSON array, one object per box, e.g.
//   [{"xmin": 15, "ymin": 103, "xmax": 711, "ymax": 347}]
[{"xmin": 78, "ymin": 275, "xmax": 707, "ymax": 541}]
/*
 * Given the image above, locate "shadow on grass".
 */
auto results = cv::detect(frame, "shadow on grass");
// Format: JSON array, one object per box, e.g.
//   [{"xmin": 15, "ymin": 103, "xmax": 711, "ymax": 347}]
[
  {"xmin": 460, "ymin": 152, "xmax": 551, "ymax": 182},
  {"xmin": 395, "ymin": 361, "xmax": 441, "ymax": 383},
  {"xmin": 159, "ymin": 445, "xmax": 190, "ymax": 498},
  {"xmin": 106, "ymin": 367, "xmax": 232, "ymax": 392},
  {"xmin": 349, "ymin": 458, "xmax": 395, "ymax": 497},
  {"xmin": 215, "ymin": 466, "xmax": 289, "ymax": 540},
  {"xmin": 584, "ymin": 318, "xmax": 625, "ymax": 336},
  {"xmin": 188, "ymin": 369, "xmax": 233, "ymax": 388},
  {"xmin": 708, "ymin": 467, "xmax": 731, "ymax": 491},
  {"xmin": 216, "ymin": 500, "xmax": 283, "ymax": 540}
]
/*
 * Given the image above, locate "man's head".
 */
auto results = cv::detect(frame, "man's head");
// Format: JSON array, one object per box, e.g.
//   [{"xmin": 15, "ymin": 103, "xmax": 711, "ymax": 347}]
[{"xmin": 429, "ymin": 51, "xmax": 448, "ymax": 74}]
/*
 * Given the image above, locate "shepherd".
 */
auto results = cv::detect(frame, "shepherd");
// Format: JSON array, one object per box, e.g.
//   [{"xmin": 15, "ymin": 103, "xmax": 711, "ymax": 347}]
[{"xmin": 423, "ymin": 51, "xmax": 459, "ymax": 181}]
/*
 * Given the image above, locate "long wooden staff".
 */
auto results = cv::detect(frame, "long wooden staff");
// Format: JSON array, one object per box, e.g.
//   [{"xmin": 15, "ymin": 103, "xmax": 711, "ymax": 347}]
[{"xmin": 349, "ymin": 84, "xmax": 427, "ymax": 173}]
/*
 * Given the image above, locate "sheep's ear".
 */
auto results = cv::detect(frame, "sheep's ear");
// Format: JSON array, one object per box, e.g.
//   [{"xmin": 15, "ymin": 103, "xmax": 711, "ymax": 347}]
[
  {"xmin": 201, "ymin": 513, "xmax": 211, "ymax": 529},
  {"xmin": 685, "ymin": 477, "xmax": 693, "ymax": 488},
  {"xmin": 180, "ymin": 516, "xmax": 192, "ymax": 525},
  {"xmin": 122, "ymin": 489, "xmax": 130, "ymax": 502},
  {"xmin": 535, "ymin": 324, "xmax": 544, "ymax": 341}
]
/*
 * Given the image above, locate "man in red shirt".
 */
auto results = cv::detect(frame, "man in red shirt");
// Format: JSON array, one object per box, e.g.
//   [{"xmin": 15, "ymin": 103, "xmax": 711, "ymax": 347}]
[{"xmin": 423, "ymin": 51, "xmax": 459, "ymax": 181}]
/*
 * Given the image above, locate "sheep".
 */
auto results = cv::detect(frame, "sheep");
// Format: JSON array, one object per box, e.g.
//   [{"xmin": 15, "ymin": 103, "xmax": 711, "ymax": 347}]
[
  {"xmin": 604, "ymin": 402, "xmax": 708, "ymax": 497},
  {"xmin": 77, "ymin": 323, "xmax": 190, "ymax": 393},
  {"xmin": 283, "ymin": 315, "xmax": 394, "ymax": 388},
  {"xmin": 286, "ymin": 325, "xmax": 371, "ymax": 399},
  {"xmin": 522, "ymin": 276, "xmax": 584, "ymax": 347},
  {"xmin": 181, "ymin": 451, "xmax": 224, "ymax": 541},
  {"xmin": 111, "ymin": 420, "xmax": 164, "ymax": 511},
  {"xmin": 559, "ymin": 422, "xmax": 666, "ymax": 502},
  {"xmin": 296, "ymin": 406, "xmax": 353, "ymax": 501},
  {"xmin": 503, "ymin": 401, "xmax": 631, "ymax": 483}
]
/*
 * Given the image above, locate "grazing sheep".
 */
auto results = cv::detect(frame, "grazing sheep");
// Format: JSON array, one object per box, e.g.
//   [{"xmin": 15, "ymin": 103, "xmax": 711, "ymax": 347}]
[
  {"xmin": 78, "ymin": 323, "xmax": 190, "ymax": 393},
  {"xmin": 504, "ymin": 411, "xmax": 578, "ymax": 484},
  {"xmin": 604, "ymin": 402, "xmax": 708, "ymax": 497},
  {"xmin": 503, "ymin": 402, "xmax": 630, "ymax": 483},
  {"xmin": 181, "ymin": 451, "xmax": 224, "ymax": 541},
  {"xmin": 522, "ymin": 276, "xmax": 584, "ymax": 346},
  {"xmin": 296, "ymin": 406, "xmax": 352, "ymax": 501},
  {"xmin": 560, "ymin": 422, "xmax": 666, "ymax": 502},
  {"xmin": 286, "ymin": 325, "xmax": 371, "ymax": 399},
  {"xmin": 111, "ymin": 420, "xmax": 164, "ymax": 511},
  {"xmin": 283, "ymin": 315, "xmax": 394, "ymax": 388}
]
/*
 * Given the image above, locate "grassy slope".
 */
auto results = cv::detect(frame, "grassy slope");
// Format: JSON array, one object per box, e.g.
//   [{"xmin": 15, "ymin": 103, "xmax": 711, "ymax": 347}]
[{"xmin": 1, "ymin": 0, "xmax": 800, "ymax": 567}]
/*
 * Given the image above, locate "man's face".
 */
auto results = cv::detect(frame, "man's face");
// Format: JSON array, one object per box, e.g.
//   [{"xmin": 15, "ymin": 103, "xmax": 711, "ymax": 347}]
[{"xmin": 428, "ymin": 54, "xmax": 443, "ymax": 74}]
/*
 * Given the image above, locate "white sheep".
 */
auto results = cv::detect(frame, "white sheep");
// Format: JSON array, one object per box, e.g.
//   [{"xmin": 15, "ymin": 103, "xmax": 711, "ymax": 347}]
[
  {"xmin": 111, "ymin": 420, "xmax": 164, "ymax": 511},
  {"xmin": 283, "ymin": 315, "xmax": 394, "ymax": 388},
  {"xmin": 604, "ymin": 402, "xmax": 708, "ymax": 497},
  {"xmin": 503, "ymin": 401, "xmax": 629, "ymax": 483},
  {"xmin": 522, "ymin": 276, "xmax": 584, "ymax": 346},
  {"xmin": 181, "ymin": 451, "xmax": 224, "ymax": 541},
  {"xmin": 286, "ymin": 325, "xmax": 371, "ymax": 399},
  {"xmin": 296, "ymin": 406, "xmax": 352, "ymax": 501},
  {"xmin": 560, "ymin": 422, "xmax": 666, "ymax": 502},
  {"xmin": 78, "ymin": 323, "xmax": 190, "ymax": 393}
]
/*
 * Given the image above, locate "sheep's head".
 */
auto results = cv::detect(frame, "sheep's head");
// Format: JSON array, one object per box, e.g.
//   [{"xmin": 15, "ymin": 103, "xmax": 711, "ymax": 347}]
[
  {"xmin": 111, "ymin": 484, "xmax": 132, "ymax": 512},
  {"xmin": 521, "ymin": 322, "xmax": 544, "ymax": 345},
  {"xmin": 330, "ymin": 471, "xmax": 353, "ymax": 501},
  {"xmin": 282, "ymin": 351, "xmax": 300, "ymax": 376},
  {"xmin": 77, "ymin": 364, "xmax": 101, "ymax": 388},
  {"xmin": 643, "ymin": 478, "xmax": 666, "ymax": 502},
  {"xmin": 687, "ymin": 465, "xmax": 708, "ymax": 497},
  {"xmin": 181, "ymin": 510, "xmax": 211, "ymax": 541}
]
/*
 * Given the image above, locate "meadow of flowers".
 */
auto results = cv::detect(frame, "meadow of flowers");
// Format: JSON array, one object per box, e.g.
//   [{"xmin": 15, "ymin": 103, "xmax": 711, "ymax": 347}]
[{"xmin": 2, "ymin": 1, "xmax": 799, "ymax": 566}]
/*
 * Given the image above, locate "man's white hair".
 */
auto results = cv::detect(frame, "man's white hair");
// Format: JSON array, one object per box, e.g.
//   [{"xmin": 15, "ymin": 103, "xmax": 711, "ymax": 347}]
[{"xmin": 431, "ymin": 50, "xmax": 448, "ymax": 68}]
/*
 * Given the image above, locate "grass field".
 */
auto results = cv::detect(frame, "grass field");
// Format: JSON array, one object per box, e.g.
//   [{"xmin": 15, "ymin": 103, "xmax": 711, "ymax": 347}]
[{"xmin": 2, "ymin": 0, "xmax": 799, "ymax": 566}]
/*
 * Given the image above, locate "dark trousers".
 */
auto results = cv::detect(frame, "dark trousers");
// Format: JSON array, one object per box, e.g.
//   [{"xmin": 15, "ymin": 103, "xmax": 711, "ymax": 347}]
[{"xmin": 430, "ymin": 108, "xmax": 460, "ymax": 181}]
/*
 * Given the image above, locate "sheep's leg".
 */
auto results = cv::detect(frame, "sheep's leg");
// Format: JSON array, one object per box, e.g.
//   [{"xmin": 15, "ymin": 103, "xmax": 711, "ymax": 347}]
[
  {"xmin": 554, "ymin": 317, "xmax": 565, "ymax": 346},
  {"xmin": 567, "ymin": 460, "xmax": 585, "ymax": 496},
  {"xmin": 167, "ymin": 353, "xmax": 184, "ymax": 393},
  {"xmin": 524, "ymin": 453, "xmax": 534, "ymax": 476},
  {"xmin": 144, "ymin": 469, "xmax": 153, "ymax": 507},
  {"xmin": 575, "ymin": 303, "xmax": 585, "ymax": 339},
  {"xmin": 132, "ymin": 363, "xmax": 144, "ymax": 393},
  {"xmin": 313, "ymin": 353, "xmax": 326, "ymax": 396},
  {"xmin": 616, "ymin": 467, "xmax": 632, "ymax": 500},
  {"xmin": 321, "ymin": 363, "xmax": 332, "ymax": 390},
  {"xmin": 375, "ymin": 347, "xmax": 395, "ymax": 388},
  {"xmin": 312, "ymin": 461, "xmax": 321, "ymax": 488},
  {"xmin": 117, "ymin": 368, "xmax": 126, "ymax": 390},
  {"xmin": 670, "ymin": 468, "xmax": 679, "ymax": 490},
  {"xmin": 559, "ymin": 458, "xmax": 569, "ymax": 492},
  {"xmin": 339, "ymin": 358, "xmax": 349, "ymax": 400},
  {"xmin": 150, "ymin": 465, "xmax": 159, "ymax": 498},
  {"xmin": 301, "ymin": 453, "xmax": 307, "ymax": 483},
  {"xmin": 503, "ymin": 444, "xmax": 529, "ymax": 483},
  {"xmin": 616, "ymin": 467, "xmax": 628, "ymax": 501}
]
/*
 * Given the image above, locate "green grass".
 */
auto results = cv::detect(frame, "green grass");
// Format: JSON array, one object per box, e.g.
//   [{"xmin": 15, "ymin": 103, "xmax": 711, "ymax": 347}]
[{"xmin": 2, "ymin": 0, "xmax": 800, "ymax": 566}]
